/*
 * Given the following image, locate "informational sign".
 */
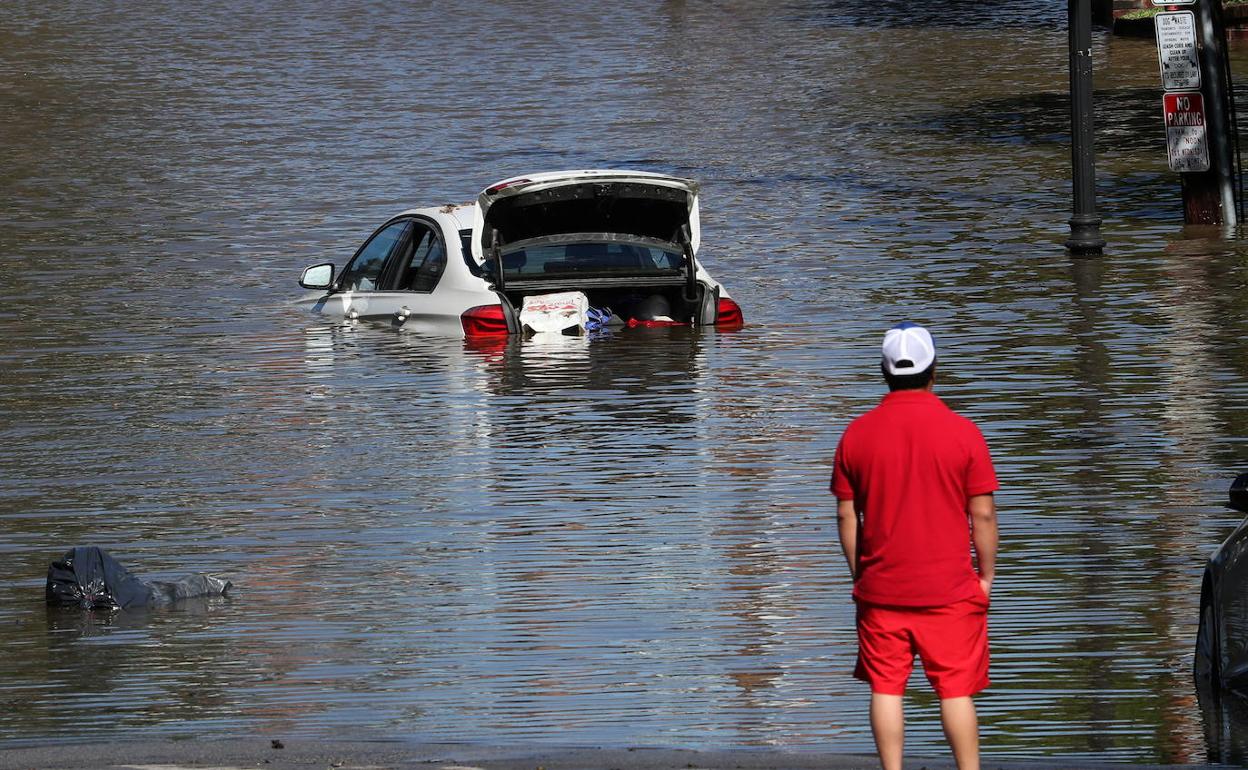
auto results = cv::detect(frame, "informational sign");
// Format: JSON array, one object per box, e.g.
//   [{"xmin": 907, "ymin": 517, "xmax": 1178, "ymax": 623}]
[
  {"xmin": 1155, "ymin": 11, "xmax": 1201, "ymax": 91},
  {"xmin": 1152, "ymin": 0, "xmax": 1196, "ymax": 5},
  {"xmin": 1163, "ymin": 92, "xmax": 1210, "ymax": 172}
]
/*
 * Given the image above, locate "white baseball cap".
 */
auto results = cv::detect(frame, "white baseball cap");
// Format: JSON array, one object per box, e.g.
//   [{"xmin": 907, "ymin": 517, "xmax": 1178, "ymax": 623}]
[{"xmin": 881, "ymin": 322, "xmax": 935, "ymax": 376}]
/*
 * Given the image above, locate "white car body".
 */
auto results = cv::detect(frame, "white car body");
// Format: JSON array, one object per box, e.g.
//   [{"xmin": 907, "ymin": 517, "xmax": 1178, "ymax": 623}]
[{"xmin": 295, "ymin": 170, "xmax": 742, "ymax": 338}]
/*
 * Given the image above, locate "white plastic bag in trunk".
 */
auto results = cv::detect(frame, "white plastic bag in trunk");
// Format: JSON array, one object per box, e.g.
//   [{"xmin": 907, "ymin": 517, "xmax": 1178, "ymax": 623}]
[{"xmin": 518, "ymin": 291, "xmax": 589, "ymax": 336}]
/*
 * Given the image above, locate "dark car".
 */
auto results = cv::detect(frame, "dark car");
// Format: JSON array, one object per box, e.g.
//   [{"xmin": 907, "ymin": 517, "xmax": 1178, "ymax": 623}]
[{"xmin": 1196, "ymin": 472, "xmax": 1248, "ymax": 690}]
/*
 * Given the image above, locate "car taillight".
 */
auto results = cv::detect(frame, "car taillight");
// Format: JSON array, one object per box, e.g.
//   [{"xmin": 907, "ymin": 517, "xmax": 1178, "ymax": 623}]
[
  {"xmin": 461, "ymin": 304, "xmax": 510, "ymax": 337},
  {"xmin": 716, "ymin": 297, "xmax": 744, "ymax": 329},
  {"xmin": 484, "ymin": 178, "xmax": 532, "ymax": 195}
]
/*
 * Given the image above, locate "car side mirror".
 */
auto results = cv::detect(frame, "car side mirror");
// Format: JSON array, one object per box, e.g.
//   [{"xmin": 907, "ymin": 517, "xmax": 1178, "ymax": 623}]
[
  {"xmin": 1229, "ymin": 472, "xmax": 1248, "ymax": 513},
  {"xmin": 299, "ymin": 263, "xmax": 335, "ymax": 290}
]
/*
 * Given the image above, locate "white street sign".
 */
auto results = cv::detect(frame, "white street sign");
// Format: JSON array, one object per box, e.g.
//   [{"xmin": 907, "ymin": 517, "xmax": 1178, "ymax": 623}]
[
  {"xmin": 1156, "ymin": 12, "xmax": 1201, "ymax": 91},
  {"xmin": 1152, "ymin": 0, "xmax": 1196, "ymax": 5}
]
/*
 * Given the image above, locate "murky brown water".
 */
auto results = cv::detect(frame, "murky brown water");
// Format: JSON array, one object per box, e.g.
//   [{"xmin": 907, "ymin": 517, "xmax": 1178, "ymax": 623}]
[{"xmin": 4, "ymin": 0, "xmax": 1248, "ymax": 763}]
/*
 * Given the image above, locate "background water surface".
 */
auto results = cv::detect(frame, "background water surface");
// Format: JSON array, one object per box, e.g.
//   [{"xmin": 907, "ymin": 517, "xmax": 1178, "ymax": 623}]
[{"xmin": 4, "ymin": 1, "xmax": 1248, "ymax": 764}]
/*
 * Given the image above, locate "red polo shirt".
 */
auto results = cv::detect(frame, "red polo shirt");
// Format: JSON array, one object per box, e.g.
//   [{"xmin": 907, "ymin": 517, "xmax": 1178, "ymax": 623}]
[{"xmin": 831, "ymin": 389, "xmax": 997, "ymax": 607}]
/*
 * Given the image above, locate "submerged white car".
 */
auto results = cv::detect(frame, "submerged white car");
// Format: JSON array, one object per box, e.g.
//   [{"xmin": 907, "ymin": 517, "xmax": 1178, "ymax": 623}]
[{"xmin": 295, "ymin": 170, "xmax": 744, "ymax": 338}]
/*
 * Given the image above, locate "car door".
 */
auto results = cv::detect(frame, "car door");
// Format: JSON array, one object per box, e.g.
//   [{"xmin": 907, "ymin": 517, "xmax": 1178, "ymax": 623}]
[
  {"xmin": 335, "ymin": 218, "xmax": 414, "ymax": 319},
  {"xmin": 352, "ymin": 218, "xmax": 452, "ymax": 326}
]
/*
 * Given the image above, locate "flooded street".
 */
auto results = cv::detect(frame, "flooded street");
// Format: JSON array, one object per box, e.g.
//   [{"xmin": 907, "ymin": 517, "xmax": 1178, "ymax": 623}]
[{"xmin": 5, "ymin": 0, "xmax": 1248, "ymax": 763}]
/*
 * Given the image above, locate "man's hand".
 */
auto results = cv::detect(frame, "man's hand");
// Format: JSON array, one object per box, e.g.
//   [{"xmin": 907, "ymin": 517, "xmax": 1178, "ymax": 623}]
[{"xmin": 979, "ymin": 575, "xmax": 993, "ymax": 598}]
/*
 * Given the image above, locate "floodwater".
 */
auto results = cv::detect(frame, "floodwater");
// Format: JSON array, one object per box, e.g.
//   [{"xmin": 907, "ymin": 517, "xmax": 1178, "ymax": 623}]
[{"xmin": 3, "ymin": 0, "xmax": 1248, "ymax": 764}]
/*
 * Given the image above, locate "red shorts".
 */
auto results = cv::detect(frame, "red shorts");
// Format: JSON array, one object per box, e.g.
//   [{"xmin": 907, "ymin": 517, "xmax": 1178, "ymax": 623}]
[{"xmin": 854, "ymin": 593, "xmax": 990, "ymax": 699}]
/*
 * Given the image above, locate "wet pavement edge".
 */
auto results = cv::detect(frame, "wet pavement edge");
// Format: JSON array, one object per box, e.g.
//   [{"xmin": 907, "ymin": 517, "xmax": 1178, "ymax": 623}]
[{"xmin": 0, "ymin": 740, "xmax": 1211, "ymax": 770}]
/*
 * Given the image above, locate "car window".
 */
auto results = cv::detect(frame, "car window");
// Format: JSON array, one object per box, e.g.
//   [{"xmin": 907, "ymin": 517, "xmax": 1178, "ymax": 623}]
[
  {"xmin": 398, "ymin": 224, "xmax": 447, "ymax": 293},
  {"xmin": 460, "ymin": 229, "xmax": 481, "ymax": 277},
  {"xmin": 339, "ymin": 220, "xmax": 411, "ymax": 291},
  {"xmin": 499, "ymin": 241, "xmax": 682, "ymax": 279}
]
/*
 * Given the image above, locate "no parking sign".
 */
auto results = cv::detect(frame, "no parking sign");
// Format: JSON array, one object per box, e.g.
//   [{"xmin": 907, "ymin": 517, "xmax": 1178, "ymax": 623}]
[{"xmin": 1163, "ymin": 92, "xmax": 1210, "ymax": 172}]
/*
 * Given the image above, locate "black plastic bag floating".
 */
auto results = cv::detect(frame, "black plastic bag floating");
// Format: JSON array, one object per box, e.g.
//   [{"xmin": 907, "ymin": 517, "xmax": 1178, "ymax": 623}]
[{"xmin": 46, "ymin": 546, "xmax": 231, "ymax": 610}]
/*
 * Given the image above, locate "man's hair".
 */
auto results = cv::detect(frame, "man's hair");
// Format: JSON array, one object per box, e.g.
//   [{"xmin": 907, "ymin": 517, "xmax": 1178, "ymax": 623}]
[{"xmin": 882, "ymin": 361, "xmax": 935, "ymax": 391}]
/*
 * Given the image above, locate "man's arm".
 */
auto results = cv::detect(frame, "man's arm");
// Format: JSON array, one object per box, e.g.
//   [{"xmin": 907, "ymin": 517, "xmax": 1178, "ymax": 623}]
[
  {"xmin": 968, "ymin": 493, "xmax": 997, "ymax": 595},
  {"xmin": 836, "ymin": 498, "xmax": 860, "ymax": 581}
]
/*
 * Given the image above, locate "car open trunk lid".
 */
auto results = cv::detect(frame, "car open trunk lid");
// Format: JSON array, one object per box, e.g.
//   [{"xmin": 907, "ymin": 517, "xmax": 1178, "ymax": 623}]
[{"xmin": 470, "ymin": 170, "xmax": 701, "ymax": 264}]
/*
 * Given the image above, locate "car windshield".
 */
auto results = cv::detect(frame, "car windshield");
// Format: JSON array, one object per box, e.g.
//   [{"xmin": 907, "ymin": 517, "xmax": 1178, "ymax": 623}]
[{"xmin": 486, "ymin": 239, "xmax": 684, "ymax": 280}]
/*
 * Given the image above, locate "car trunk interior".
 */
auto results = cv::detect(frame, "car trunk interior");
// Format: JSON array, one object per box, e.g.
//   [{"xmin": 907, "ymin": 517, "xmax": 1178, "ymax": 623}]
[{"xmin": 501, "ymin": 283, "xmax": 711, "ymax": 327}]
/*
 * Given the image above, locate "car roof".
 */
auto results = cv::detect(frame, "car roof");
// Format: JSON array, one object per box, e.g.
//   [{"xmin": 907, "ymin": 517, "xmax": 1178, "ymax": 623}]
[{"xmin": 389, "ymin": 202, "xmax": 476, "ymax": 229}]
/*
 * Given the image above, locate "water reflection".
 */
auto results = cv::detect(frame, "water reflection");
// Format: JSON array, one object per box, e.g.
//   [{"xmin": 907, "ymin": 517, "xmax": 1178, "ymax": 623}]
[
  {"xmin": 0, "ymin": 602, "xmax": 238, "ymax": 742},
  {"xmin": 1197, "ymin": 684, "xmax": 1248, "ymax": 764},
  {"xmin": 802, "ymin": 0, "xmax": 1065, "ymax": 29}
]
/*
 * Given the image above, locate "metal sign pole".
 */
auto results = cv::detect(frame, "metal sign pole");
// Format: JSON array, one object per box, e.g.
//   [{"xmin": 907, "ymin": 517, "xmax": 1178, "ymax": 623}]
[
  {"xmin": 1196, "ymin": 0, "xmax": 1238, "ymax": 226},
  {"xmin": 1067, "ymin": 0, "xmax": 1106, "ymax": 255}
]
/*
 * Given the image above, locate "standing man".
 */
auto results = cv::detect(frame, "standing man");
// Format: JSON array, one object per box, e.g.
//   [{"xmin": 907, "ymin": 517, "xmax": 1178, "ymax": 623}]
[{"xmin": 831, "ymin": 322, "xmax": 998, "ymax": 770}]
